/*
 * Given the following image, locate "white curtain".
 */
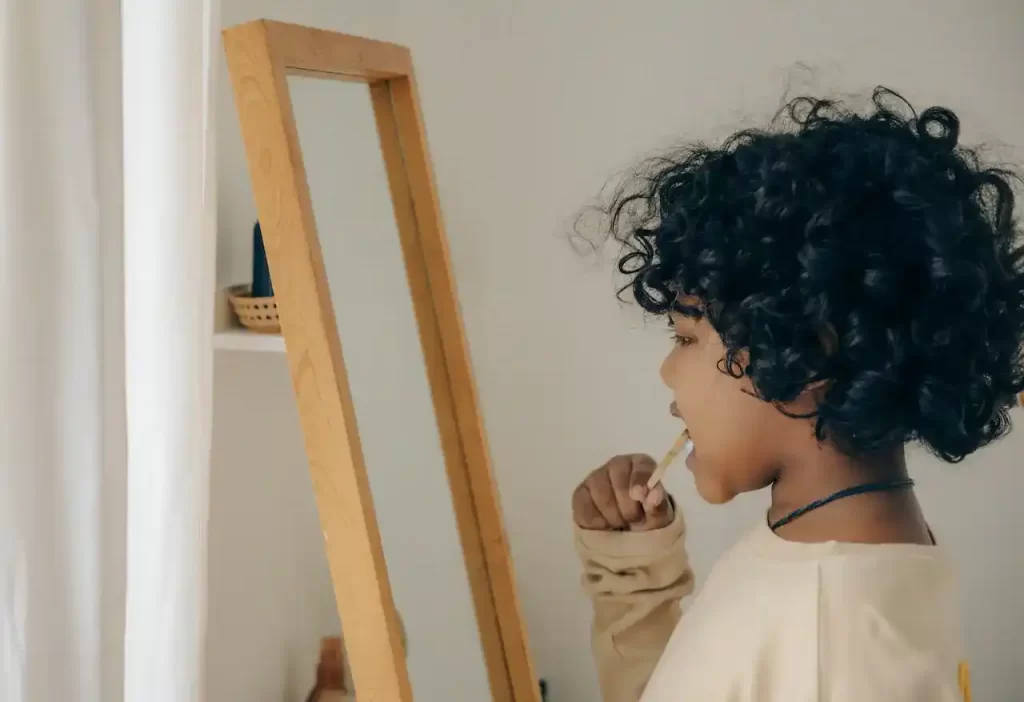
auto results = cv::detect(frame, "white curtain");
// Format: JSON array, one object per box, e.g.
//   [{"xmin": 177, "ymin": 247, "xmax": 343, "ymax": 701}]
[{"xmin": 0, "ymin": 0, "xmax": 218, "ymax": 700}]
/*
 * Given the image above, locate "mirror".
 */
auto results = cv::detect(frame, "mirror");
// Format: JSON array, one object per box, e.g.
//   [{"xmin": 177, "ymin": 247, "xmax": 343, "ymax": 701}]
[
  {"xmin": 225, "ymin": 22, "xmax": 538, "ymax": 702},
  {"xmin": 287, "ymin": 74, "xmax": 491, "ymax": 700}
]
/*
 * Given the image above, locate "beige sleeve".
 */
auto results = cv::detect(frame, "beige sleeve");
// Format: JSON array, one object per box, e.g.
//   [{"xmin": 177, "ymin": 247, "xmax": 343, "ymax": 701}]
[{"xmin": 574, "ymin": 507, "xmax": 695, "ymax": 702}]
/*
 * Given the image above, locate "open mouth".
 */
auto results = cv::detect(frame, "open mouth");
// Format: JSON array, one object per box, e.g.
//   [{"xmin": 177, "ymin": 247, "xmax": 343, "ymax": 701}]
[{"xmin": 668, "ymin": 403, "xmax": 696, "ymax": 469}]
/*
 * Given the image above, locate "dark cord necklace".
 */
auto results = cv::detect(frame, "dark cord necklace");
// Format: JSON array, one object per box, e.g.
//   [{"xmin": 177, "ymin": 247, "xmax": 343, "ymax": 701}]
[{"xmin": 768, "ymin": 478, "xmax": 916, "ymax": 531}]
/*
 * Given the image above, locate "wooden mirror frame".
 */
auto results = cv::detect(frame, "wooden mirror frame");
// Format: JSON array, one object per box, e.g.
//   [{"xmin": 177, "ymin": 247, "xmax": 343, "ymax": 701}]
[{"xmin": 222, "ymin": 20, "xmax": 539, "ymax": 702}]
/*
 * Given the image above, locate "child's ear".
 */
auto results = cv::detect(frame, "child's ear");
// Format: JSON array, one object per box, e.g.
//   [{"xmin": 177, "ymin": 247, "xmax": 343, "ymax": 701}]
[
  {"xmin": 803, "ymin": 377, "xmax": 832, "ymax": 405},
  {"xmin": 775, "ymin": 386, "xmax": 824, "ymax": 420}
]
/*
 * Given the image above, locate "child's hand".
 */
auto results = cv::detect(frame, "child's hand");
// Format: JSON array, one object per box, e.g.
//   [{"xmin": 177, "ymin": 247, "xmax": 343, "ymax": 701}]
[{"xmin": 572, "ymin": 455, "xmax": 674, "ymax": 531}]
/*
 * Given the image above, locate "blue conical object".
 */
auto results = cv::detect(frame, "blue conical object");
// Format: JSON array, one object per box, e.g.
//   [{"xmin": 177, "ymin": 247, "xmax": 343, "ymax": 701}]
[{"xmin": 252, "ymin": 221, "xmax": 274, "ymax": 297}]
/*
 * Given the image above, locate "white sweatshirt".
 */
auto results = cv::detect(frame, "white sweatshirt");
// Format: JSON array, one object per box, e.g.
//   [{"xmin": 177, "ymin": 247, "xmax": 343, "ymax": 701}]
[{"xmin": 576, "ymin": 509, "xmax": 971, "ymax": 702}]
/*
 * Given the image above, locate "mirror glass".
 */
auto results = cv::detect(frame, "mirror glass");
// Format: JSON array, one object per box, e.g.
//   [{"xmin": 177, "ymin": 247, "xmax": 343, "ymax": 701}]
[{"xmin": 288, "ymin": 74, "xmax": 491, "ymax": 700}]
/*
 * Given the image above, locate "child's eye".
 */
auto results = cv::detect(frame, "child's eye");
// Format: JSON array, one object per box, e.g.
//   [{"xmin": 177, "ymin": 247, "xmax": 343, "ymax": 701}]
[
  {"xmin": 667, "ymin": 319, "xmax": 695, "ymax": 347},
  {"xmin": 666, "ymin": 318, "xmax": 696, "ymax": 347}
]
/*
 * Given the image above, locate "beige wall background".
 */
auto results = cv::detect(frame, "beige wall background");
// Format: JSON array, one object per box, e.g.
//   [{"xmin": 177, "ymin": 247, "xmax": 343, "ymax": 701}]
[{"xmin": 210, "ymin": 2, "xmax": 1024, "ymax": 701}]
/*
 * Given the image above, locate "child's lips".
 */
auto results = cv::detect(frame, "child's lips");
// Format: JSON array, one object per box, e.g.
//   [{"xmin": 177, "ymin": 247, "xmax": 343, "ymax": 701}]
[
  {"xmin": 670, "ymin": 402, "xmax": 681, "ymax": 419},
  {"xmin": 686, "ymin": 446, "xmax": 697, "ymax": 471}
]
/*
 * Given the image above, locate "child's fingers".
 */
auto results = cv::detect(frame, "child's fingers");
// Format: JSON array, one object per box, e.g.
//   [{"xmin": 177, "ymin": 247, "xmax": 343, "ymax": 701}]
[
  {"xmin": 629, "ymin": 479, "xmax": 666, "ymax": 532},
  {"xmin": 609, "ymin": 459, "xmax": 643, "ymax": 523},
  {"xmin": 572, "ymin": 484, "xmax": 610, "ymax": 529},
  {"xmin": 627, "ymin": 454, "xmax": 656, "ymax": 501},
  {"xmin": 628, "ymin": 482, "xmax": 661, "ymax": 505},
  {"xmin": 632, "ymin": 490, "xmax": 673, "ymax": 532},
  {"xmin": 585, "ymin": 467, "xmax": 626, "ymax": 528},
  {"xmin": 644, "ymin": 483, "xmax": 666, "ymax": 510}
]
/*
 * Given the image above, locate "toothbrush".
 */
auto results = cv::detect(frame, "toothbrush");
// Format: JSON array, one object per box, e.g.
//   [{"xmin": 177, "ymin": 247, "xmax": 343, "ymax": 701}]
[{"xmin": 646, "ymin": 428, "xmax": 692, "ymax": 490}]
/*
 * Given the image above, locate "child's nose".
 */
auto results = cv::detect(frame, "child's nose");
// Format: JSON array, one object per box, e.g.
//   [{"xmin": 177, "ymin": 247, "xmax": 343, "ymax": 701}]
[{"xmin": 659, "ymin": 348, "xmax": 680, "ymax": 388}]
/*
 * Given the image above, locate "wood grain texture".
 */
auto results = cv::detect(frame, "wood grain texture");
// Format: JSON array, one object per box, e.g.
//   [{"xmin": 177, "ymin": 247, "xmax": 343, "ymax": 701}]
[
  {"xmin": 222, "ymin": 21, "xmax": 412, "ymax": 702},
  {"xmin": 387, "ymin": 72, "xmax": 541, "ymax": 702},
  {"xmin": 222, "ymin": 19, "xmax": 539, "ymax": 702},
  {"xmin": 264, "ymin": 20, "xmax": 411, "ymax": 80},
  {"xmin": 369, "ymin": 81, "xmax": 514, "ymax": 702}
]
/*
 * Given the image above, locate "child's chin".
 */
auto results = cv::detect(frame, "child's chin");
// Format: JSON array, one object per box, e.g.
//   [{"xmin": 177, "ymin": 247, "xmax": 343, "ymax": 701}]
[{"xmin": 694, "ymin": 475, "xmax": 737, "ymax": 505}]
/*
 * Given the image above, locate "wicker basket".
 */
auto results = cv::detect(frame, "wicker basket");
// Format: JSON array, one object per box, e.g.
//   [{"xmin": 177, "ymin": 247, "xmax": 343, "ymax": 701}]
[{"xmin": 228, "ymin": 284, "xmax": 280, "ymax": 334}]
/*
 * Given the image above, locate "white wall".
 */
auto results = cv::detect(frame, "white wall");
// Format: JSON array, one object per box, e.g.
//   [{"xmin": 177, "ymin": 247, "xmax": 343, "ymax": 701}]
[
  {"xmin": 213, "ymin": 2, "xmax": 1024, "ymax": 701},
  {"xmin": 208, "ymin": 353, "xmax": 336, "ymax": 702}
]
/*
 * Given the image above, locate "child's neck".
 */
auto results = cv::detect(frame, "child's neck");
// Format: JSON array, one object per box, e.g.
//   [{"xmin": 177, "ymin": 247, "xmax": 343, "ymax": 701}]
[{"xmin": 768, "ymin": 445, "xmax": 933, "ymax": 546}]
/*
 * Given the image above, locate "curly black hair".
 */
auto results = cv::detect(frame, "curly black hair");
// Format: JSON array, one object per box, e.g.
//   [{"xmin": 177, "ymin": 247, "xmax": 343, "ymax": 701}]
[{"xmin": 607, "ymin": 87, "xmax": 1024, "ymax": 462}]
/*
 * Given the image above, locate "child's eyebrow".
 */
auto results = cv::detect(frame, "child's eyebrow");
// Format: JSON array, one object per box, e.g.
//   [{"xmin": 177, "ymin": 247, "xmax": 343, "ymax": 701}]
[{"xmin": 668, "ymin": 311, "xmax": 698, "ymax": 328}]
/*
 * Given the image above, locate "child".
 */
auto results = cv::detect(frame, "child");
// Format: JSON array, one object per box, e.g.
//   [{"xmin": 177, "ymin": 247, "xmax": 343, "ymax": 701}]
[{"xmin": 571, "ymin": 88, "xmax": 1024, "ymax": 702}]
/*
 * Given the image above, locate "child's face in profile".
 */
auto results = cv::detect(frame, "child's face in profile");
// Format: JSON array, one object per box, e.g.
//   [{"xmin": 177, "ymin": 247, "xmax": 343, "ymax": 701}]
[{"xmin": 661, "ymin": 310, "xmax": 801, "ymax": 504}]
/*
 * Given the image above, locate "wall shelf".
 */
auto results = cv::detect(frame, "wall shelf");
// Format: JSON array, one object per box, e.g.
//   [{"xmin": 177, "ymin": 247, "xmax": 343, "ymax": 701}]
[
  {"xmin": 214, "ymin": 328, "xmax": 285, "ymax": 353},
  {"xmin": 214, "ymin": 285, "xmax": 285, "ymax": 352}
]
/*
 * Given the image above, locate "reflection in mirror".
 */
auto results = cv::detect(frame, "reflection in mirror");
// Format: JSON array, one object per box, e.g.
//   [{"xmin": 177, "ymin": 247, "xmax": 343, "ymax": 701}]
[{"xmin": 287, "ymin": 75, "xmax": 491, "ymax": 701}]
